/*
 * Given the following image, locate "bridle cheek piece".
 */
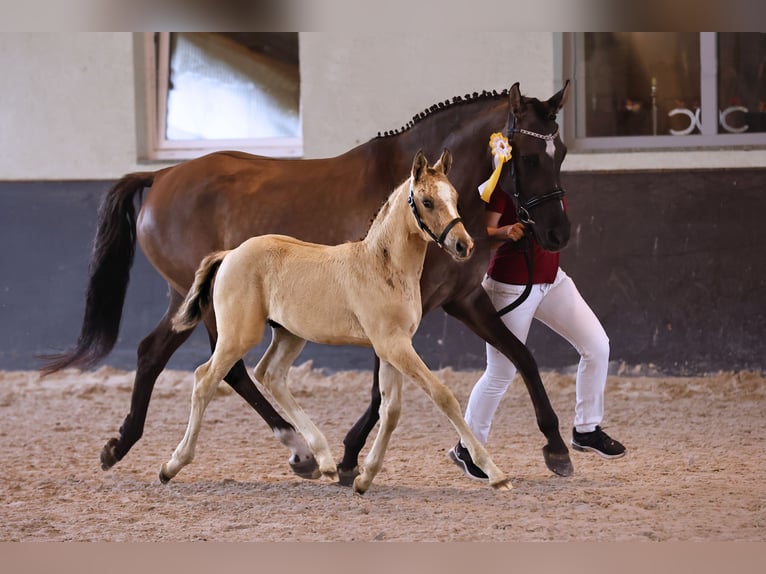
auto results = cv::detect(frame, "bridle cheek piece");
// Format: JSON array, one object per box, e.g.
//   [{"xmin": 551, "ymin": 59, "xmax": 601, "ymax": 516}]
[{"xmin": 503, "ymin": 113, "xmax": 566, "ymax": 226}]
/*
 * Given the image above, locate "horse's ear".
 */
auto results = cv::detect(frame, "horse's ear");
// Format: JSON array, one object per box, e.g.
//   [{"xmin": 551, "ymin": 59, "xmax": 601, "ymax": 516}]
[
  {"xmin": 411, "ymin": 149, "xmax": 428, "ymax": 182},
  {"xmin": 434, "ymin": 148, "xmax": 452, "ymax": 175},
  {"xmin": 546, "ymin": 79, "xmax": 571, "ymax": 117},
  {"xmin": 509, "ymin": 82, "xmax": 523, "ymax": 116}
]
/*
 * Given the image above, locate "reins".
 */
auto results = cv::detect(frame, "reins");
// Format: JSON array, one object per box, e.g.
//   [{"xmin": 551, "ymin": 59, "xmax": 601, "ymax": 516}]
[{"xmin": 407, "ymin": 181, "xmax": 463, "ymax": 248}]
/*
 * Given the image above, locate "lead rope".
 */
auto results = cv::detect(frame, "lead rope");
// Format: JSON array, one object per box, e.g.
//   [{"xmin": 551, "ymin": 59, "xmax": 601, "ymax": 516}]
[{"xmin": 495, "ymin": 232, "xmax": 534, "ymax": 317}]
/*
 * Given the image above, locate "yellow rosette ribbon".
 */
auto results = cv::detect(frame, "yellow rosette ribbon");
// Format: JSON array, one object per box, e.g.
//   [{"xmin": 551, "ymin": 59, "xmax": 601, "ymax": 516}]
[{"xmin": 477, "ymin": 132, "xmax": 512, "ymax": 203}]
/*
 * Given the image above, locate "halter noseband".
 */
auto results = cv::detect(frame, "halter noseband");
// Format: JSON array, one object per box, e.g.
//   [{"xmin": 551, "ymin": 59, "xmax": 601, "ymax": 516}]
[
  {"xmin": 502, "ymin": 112, "xmax": 566, "ymax": 225},
  {"xmin": 407, "ymin": 181, "xmax": 463, "ymax": 248}
]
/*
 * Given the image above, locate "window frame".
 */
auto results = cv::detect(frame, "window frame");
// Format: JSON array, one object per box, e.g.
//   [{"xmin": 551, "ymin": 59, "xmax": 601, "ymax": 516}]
[
  {"xmin": 562, "ymin": 32, "xmax": 766, "ymax": 152},
  {"xmin": 136, "ymin": 32, "xmax": 303, "ymax": 162}
]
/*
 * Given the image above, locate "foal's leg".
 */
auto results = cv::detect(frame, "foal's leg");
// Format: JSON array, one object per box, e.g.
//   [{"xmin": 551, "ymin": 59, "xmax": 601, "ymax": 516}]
[
  {"xmin": 101, "ymin": 290, "xmax": 192, "ymax": 470},
  {"xmin": 443, "ymin": 285, "xmax": 573, "ymax": 477},
  {"xmin": 378, "ymin": 338, "xmax": 511, "ymax": 490},
  {"xmin": 353, "ymin": 361, "xmax": 402, "ymax": 495},
  {"xmin": 203, "ymin": 322, "xmax": 319, "ymax": 479},
  {"xmin": 254, "ymin": 328, "xmax": 338, "ymax": 480},
  {"xmin": 159, "ymin": 343, "xmax": 245, "ymax": 483}
]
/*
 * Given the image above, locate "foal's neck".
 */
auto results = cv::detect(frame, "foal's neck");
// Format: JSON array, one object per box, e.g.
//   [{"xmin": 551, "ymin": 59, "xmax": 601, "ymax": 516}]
[{"xmin": 363, "ymin": 180, "xmax": 428, "ymax": 272}]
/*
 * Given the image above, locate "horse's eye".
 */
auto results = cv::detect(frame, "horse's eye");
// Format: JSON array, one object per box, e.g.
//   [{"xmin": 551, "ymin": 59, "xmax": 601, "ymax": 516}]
[{"xmin": 422, "ymin": 199, "xmax": 434, "ymax": 209}]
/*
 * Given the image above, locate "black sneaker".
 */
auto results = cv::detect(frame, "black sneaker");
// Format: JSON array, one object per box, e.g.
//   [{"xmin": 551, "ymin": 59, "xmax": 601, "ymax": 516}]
[
  {"xmin": 571, "ymin": 426, "xmax": 626, "ymax": 459},
  {"xmin": 448, "ymin": 442, "xmax": 488, "ymax": 481}
]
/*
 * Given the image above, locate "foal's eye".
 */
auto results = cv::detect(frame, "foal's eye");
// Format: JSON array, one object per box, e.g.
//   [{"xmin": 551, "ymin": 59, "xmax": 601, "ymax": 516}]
[
  {"xmin": 422, "ymin": 199, "xmax": 434, "ymax": 209},
  {"xmin": 521, "ymin": 155, "xmax": 539, "ymax": 168}
]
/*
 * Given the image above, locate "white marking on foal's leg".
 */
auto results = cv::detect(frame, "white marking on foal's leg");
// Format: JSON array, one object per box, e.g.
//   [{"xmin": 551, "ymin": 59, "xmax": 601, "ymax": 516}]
[{"xmin": 273, "ymin": 427, "xmax": 320, "ymax": 479}]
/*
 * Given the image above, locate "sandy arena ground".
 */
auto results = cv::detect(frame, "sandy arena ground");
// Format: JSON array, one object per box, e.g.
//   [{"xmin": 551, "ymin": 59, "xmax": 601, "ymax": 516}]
[{"xmin": 0, "ymin": 363, "xmax": 764, "ymax": 542}]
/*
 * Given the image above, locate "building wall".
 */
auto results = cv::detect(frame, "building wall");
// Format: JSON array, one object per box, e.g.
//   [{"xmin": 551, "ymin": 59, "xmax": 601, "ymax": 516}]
[{"xmin": 1, "ymin": 33, "xmax": 763, "ymax": 374}]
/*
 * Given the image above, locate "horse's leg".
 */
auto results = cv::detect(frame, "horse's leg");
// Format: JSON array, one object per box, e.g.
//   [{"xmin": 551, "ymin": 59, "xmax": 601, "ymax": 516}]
[
  {"xmin": 100, "ymin": 290, "xmax": 193, "ymax": 470},
  {"xmin": 202, "ymin": 324, "xmax": 319, "ymax": 479},
  {"xmin": 159, "ymin": 348, "xmax": 241, "ymax": 482},
  {"xmin": 352, "ymin": 360, "xmax": 402, "ymax": 495},
  {"xmin": 442, "ymin": 285, "xmax": 573, "ymax": 477},
  {"xmin": 337, "ymin": 354, "xmax": 382, "ymax": 486},
  {"xmin": 254, "ymin": 328, "xmax": 338, "ymax": 480},
  {"xmin": 377, "ymin": 337, "xmax": 511, "ymax": 490}
]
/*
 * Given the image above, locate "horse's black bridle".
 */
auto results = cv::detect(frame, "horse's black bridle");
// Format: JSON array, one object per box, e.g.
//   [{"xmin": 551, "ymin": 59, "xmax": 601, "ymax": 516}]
[
  {"xmin": 407, "ymin": 181, "xmax": 463, "ymax": 248},
  {"xmin": 493, "ymin": 111, "xmax": 566, "ymax": 317},
  {"xmin": 501, "ymin": 112, "xmax": 566, "ymax": 225}
]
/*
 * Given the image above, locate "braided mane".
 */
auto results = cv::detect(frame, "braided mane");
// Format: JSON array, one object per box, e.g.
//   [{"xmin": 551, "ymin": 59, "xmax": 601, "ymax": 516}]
[{"xmin": 376, "ymin": 88, "xmax": 509, "ymax": 138}]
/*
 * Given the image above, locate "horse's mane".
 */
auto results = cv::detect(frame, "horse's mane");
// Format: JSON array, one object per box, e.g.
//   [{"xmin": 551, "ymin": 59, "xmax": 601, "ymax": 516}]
[{"xmin": 376, "ymin": 89, "xmax": 509, "ymax": 139}]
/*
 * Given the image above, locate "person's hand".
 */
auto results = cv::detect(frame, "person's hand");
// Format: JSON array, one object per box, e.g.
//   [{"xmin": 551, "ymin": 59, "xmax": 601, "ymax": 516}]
[{"xmin": 506, "ymin": 223, "xmax": 525, "ymax": 242}]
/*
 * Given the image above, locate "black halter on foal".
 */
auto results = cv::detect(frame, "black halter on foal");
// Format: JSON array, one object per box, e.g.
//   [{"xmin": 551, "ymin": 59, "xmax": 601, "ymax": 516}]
[
  {"xmin": 494, "ymin": 111, "xmax": 565, "ymax": 317},
  {"xmin": 407, "ymin": 181, "xmax": 463, "ymax": 248}
]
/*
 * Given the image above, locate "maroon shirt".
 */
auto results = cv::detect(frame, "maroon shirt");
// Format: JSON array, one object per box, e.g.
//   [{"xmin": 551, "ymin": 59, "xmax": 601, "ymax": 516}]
[{"xmin": 486, "ymin": 190, "xmax": 561, "ymax": 285}]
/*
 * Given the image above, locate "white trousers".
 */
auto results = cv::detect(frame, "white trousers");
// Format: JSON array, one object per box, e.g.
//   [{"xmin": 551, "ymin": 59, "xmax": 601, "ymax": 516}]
[{"xmin": 464, "ymin": 268, "xmax": 610, "ymax": 443}]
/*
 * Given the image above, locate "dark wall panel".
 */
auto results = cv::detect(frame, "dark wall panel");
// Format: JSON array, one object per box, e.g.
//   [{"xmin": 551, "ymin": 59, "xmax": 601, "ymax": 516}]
[{"xmin": 1, "ymin": 169, "xmax": 764, "ymax": 375}]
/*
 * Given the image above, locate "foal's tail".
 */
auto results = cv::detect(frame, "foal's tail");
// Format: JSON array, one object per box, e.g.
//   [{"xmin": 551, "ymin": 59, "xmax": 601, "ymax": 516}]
[
  {"xmin": 171, "ymin": 251, "xmax": 228, "ymax": 332},
  {"xmin": 40, "ymin": 172, "xmax": 155, "ymax": 375}
]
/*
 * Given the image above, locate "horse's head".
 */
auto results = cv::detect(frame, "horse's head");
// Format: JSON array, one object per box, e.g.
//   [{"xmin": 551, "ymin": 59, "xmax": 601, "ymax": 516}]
[
  {"xmin": 408, "ymin": 149, "xmax": 474, "ymax": 261},
  {"xmin": 503, "ymin": 81, "xmax": 572, "ymax": 252}
]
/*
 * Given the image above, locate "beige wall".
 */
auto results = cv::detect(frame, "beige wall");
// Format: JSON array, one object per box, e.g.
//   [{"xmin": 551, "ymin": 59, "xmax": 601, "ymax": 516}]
[{"xmin": 0, "ymin": 32, "xmax": 762, "ymax": 181}]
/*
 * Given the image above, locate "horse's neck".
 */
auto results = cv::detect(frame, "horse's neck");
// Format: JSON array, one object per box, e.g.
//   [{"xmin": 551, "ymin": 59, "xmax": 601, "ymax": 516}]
[
  {"xmin": 362, "ymin": 180, "xmax": 427, "ymax": 275},
  {"xmin": 365, "ymin": 96, "xmax": 508, "ymax": 182}
]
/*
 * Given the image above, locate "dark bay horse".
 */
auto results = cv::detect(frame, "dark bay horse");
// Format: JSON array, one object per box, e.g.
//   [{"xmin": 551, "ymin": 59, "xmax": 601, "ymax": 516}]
[{"xmin": 42, "ymin": 81, "xmax": 574, "ymax": 481}]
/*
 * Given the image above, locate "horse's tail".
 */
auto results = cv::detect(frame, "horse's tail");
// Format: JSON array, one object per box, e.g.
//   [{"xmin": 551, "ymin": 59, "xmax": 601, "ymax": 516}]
[
  {"xmin": 171, "ymin": 251, "xmax": 228, "ymax": 332},
  {"xmin": 39, "ymin": 172, "xmax": 155, "ymax": 375}
]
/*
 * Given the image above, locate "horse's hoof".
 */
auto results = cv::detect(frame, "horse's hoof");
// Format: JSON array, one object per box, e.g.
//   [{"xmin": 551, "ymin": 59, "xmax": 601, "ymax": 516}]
[
  {"xmin": 158, "ymin": 469, "xmax": 172, "ymax": 484},
  {"xmin": 491, "ymin": 478, "xmax": 513, "ymax": 491},
  {"xmin": 352, "ymin": 479, "xmax": 368, "ymax": 496},
  {"xmin": 336, "ymin": 466, "xmax": 360, "ymax": 487},
  {"xmin": 543, "ymin": 445, "xmax": 574, "ymax": 477},
  {"xmin": 100, "ymin": 438, "xmax": 120, "ymax": 471},
  {"xmin": 322, "ymin": 469, "xmax": 339, "ymax": 483},
  {"xmin": 289, "ymin": 455, "xmax": 321, "ymax": 480}
]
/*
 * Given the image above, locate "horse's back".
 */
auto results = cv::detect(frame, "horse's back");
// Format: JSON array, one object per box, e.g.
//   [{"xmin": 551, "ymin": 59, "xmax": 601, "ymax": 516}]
[{"xmin": 136, "ymin": 149, "xmax": 388, "ymax": 292}]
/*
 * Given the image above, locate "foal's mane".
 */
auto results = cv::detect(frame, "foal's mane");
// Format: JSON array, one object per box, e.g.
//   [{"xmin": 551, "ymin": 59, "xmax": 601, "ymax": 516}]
[{"xmin": 376, "ymin": 89, "xmax": 509, "ymax": 139}]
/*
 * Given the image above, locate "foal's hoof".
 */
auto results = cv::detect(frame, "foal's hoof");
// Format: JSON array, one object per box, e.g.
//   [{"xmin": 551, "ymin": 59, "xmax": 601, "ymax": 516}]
[
  {"xmin": 543, "ymin": 445, "xmax": 574, "ymax": 477},
  {"xmin": 289, "ymin": 455, "xmax": 321, "ymax": 480},
  {"xmin": 491, "ymin": 478, "xmax": 513, "ymax": 491},
  {"xmin": 336, "ymin": 466, "xmax": 360, "ymax": 487},
  {"xmin": 158, "ymin": 469, "xmax": 172, "ymax": 484},
  {"xmin": 100, "ymin": 437, "xmax": 120, "ymax": 471}
]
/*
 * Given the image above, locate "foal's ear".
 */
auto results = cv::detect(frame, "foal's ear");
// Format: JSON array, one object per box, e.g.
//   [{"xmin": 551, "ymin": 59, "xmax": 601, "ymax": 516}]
[
  {"xmin": 433, "ymin": 148, "xmax": 452, "ymax": 175},
  {"xmin": 509, "ymin": 82, "xmax": 523, "ymax": 116},
  {"xmin": 546, "ymin": 79, "xmax": 571, "ymax": 116},
  {"xmin": 411, "ymin": 149, "xmax": 428, "ymax": 182}
]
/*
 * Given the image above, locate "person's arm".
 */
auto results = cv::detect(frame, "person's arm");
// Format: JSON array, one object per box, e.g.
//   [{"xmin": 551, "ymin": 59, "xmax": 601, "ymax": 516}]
[{"xmin": 485, "ymin": 210, "xmax": 525, "ymax": 244}]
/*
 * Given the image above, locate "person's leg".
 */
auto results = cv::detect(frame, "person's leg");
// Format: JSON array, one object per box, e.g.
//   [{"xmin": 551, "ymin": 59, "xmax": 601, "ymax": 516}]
[
  {"xmin": 534, "ymin": 269, "xmax": 625, "ymax": 458},
  {"xmin": 464, "ymin": 276, "xmax": 541, "ymax": 443},
  {"xmin": 533, "ymin": 269, "xmax": 609, "ymax": 432}
]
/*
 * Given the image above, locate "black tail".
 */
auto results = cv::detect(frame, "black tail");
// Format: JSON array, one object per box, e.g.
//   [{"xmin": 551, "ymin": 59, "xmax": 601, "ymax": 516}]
[
  {"xmin": 171, "ymin": 251, "xmax": 227, "ymax": 332},
  {"xmin": 39, "ymin": 172, "xmax": 155, "ymax": 374}
]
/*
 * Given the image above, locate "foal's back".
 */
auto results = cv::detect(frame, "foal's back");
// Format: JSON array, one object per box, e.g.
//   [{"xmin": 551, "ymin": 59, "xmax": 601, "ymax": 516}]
[{"xmin": 212, "ymin": 232, "xmax": 418, "ymax": 350}]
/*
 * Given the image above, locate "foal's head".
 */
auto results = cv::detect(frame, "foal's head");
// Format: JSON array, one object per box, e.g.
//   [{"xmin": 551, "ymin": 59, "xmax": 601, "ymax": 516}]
[
  {"xmin": 408, "ymin": 149, "xmax": 474, "ymax": 261},
  {"xmin": 504, "ymin": 81, "xmax": 572, "ymax": 252}
]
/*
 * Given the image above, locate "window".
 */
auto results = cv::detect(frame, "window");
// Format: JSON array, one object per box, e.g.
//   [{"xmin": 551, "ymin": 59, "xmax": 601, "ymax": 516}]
[
  {"xmin": 138, "ymin": 32, "xmax": 302, "ymax": 161},
  {"xmin": 563, "ymin": 33, "xmax": 766, "ymax": 150}
]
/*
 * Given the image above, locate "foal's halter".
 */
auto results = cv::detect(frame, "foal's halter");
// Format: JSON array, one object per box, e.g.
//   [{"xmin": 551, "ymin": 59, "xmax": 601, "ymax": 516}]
[
  {"xmin": 407, "ymin": 181, "xmax": 463, "ymax": 248},
  {"xmin": 501, "ymin": 112, "xmax": 566, "ymax": 225}
]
